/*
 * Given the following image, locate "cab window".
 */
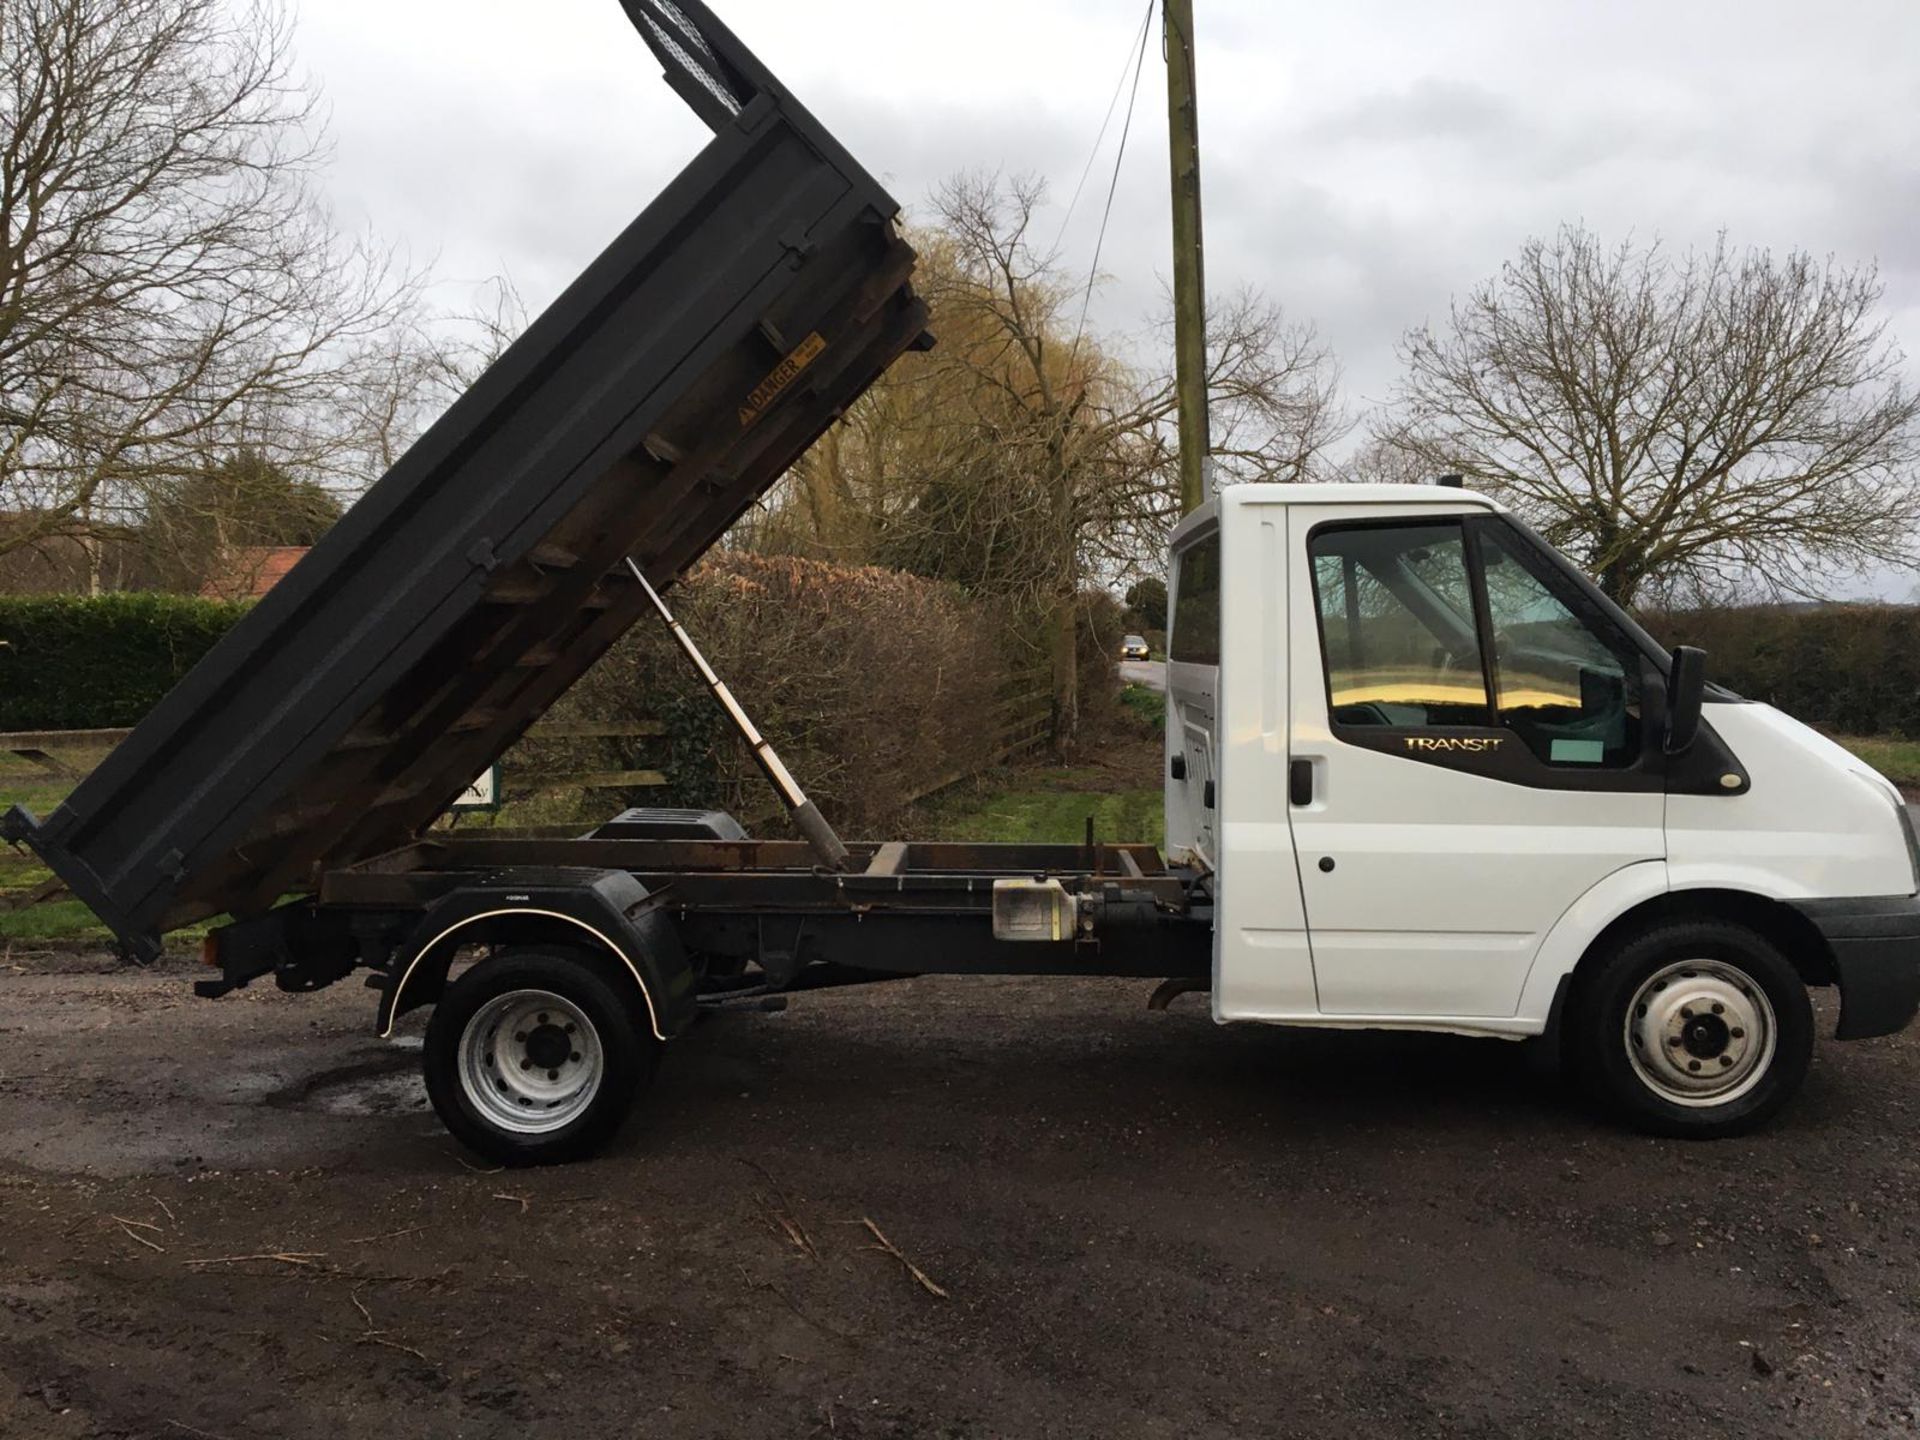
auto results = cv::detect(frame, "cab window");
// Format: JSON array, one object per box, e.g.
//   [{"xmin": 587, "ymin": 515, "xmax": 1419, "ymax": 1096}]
[
  {"xmin": 1169, "ymin": 534, "xmax": 1220, "ymax": 665},
  {"xmin": 1308, "ymin": 516, "xmax": 1644, "ymax": 767},
  {"xmin": 1477, "ymin": 522, "xmax": 1641, "ymax": 766},
  {"xmin": 1309, "ymin": 521, "xmax": 1490, "ymax": 728}
]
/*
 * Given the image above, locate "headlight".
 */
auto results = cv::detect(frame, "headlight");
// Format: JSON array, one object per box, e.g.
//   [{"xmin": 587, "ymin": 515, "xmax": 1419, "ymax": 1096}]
[
  {"xmin": 1852, "ymin": 770, "xmax": 1919, "ymax": 895},
  {"xmin": 1898, "ymin": 797, "xmax": 1920, "ymax": 896}
]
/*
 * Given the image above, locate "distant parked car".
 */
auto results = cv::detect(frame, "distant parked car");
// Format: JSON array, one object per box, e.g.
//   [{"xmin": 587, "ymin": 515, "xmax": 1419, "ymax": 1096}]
[{"xmin": 1120, "ymin": 634, "xmax": 1150, "ymax": 661}]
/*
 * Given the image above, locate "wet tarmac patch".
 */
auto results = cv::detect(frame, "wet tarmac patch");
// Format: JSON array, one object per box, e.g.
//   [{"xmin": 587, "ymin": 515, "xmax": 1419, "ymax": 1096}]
[{"xmin": 261, "ymin": 1042, "xmax": 428, "ymax": 1116}]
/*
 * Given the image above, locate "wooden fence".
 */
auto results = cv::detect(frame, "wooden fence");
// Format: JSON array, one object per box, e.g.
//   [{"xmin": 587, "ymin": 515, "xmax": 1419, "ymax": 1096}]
[{"xmin": 885, "ymin": 688, "xmax": 1051, "ymax": 812}]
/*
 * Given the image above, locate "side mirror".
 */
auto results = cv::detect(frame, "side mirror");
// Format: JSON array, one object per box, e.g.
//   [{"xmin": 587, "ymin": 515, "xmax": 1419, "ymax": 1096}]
[{"xmin": 1665, "ymin": 645, "xmax": 1707, "ymax": 755}]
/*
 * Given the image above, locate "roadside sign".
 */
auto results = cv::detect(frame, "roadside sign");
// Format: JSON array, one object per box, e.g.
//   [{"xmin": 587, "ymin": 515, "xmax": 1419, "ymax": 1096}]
[{"xmin": 452, "ymin": 765, "xmax": 501, "ymax": 812}]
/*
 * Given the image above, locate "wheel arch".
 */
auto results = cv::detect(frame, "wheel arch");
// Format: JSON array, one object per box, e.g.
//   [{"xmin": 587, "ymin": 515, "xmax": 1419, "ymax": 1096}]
[
  {"xmin": 376, "ymin": 873, "xmax": 695, "ymax": 1042},
  {"xmin": 1520, "ymin": 867, "xmax": 1837, "ymax": 1033},
  {"xmin": 1575, "ymin": 890, "xmax": 1836, "ymax": 994}
]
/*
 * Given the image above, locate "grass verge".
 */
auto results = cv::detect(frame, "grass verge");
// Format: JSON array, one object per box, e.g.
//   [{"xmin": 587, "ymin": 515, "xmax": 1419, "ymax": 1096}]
[
  {"xmin": 902, "ymin": 712, "xmax": 1165, "ymax": 848},
  {"xmin": 1118, "ymin": 683, "xmax": 1165, "ymax": 734},
  {"xmin": 915, "ymin": 782, "xmax": 1164, "ymax": 849}
]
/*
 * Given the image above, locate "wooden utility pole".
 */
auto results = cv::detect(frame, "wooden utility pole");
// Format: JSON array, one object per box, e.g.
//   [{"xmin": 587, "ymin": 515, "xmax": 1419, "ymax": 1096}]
[{"xmin": 1163, "ymin": 0, "xmax": 1210, "ymax": 515}]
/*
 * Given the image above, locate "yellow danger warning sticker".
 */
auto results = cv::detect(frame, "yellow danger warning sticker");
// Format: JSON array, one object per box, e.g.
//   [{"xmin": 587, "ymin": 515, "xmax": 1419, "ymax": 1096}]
[{"xmin": 739, "ymin": 332, "xmax": 827, "ymax": 428}]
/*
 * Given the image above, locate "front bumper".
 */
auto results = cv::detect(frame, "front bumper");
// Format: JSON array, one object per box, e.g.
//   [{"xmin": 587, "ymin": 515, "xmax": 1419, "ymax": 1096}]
[{"xmin": 1791, "ymin": 895, "xmax": 1920, "ymax": 1040}]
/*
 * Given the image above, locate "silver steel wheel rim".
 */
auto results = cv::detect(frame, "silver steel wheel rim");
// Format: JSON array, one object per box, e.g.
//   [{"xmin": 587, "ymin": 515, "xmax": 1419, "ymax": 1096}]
[
  {"xmin": 1624, "ymin": 958, "xmax": 1776, "ymax": 1108},
  {"xmin": 458, "ymin": 989, "xmax": 603, "ymax": 1134}
]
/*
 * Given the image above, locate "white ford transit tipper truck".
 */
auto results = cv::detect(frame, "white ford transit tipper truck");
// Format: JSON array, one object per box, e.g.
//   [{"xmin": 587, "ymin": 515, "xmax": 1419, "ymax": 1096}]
[
  {"xmin": 11, "ymin": 4, "xmax": 1915, "ymax": 1166},
  {"xmin": 20, "ymin": 479, "xmax": 1918, "ymax": 1166}
]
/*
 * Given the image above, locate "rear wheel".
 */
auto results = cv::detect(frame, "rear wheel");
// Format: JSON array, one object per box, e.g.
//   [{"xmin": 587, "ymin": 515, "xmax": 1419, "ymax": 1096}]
[
  {"xmin": 424, "ymin": 946, "xmax": 659, "ymax": 1166},
  {"xmin": 1569, "ymin": 919, "xmax": 1812, "ymax": 1138}
]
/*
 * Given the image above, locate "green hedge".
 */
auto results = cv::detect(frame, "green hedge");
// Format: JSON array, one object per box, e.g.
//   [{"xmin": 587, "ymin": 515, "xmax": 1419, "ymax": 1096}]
[
  {"xmin": 0, "ymin": 594, "xmax": 246, "ymax": 730},
  {"xmin": 1647, "ymin": 604, "xmax": 1920, "ymax": 738}
]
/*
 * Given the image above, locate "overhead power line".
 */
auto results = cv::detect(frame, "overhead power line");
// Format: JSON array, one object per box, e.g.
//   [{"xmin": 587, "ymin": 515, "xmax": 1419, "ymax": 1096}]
[
  {"xmin": 1070, "ymin": 0, "xmax": 1157, "ymax": 360},
  {"xmin": 1051, "ymin": 0, "xmax": 1158, "ymax": 258}
]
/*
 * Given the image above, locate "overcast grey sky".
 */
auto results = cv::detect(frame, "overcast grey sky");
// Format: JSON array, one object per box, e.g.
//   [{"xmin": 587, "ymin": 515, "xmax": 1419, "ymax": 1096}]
[
  {"xmin": 299, "ymin": 0, "xmax": 1920, "ymax": 399},
  {"xmin": 299, "ymin": 0, "xmax": 1920, "ymax": 586}
]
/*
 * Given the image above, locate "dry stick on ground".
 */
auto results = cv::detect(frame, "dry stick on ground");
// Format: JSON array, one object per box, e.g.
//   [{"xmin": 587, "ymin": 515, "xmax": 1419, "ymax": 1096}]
[
  {"xmin": 183, "ymin": 1252, "xmax": 325, "ymax": 1269},
  {"xmin": 112, "ymin": 1217, "xmax": 165, "ymax": 1253},
  {"xmin": 860, "ymin": 1218, "xmax": 949, "ymax": 1299},
  {"xmin": 181, "ymin": 1252, "xmax": 449, "ymax": 1288},
  {"xmin": 739, "ymin": 1156, "xmax": 819, "ymax": 1260},
  {"xmin": 148, "ymin": 1193, "xmax": 178, "ymax": 1224},
  {"xmin": 772, "ymin": 1210, "xmax": 819, "ymax": 1259},
  {"xmin": 343, "ymin": 1288, "xmax": 436, "ymax": 1367},
  {"xmin": 343, "ymin": 1225, "xmax": 427, "ymax": 1245},
  {"xmin": 492, "ymin": 1192, "xmax": 531, "ymax": 1214},
  {"xmin": 165, "ymin": 1421, "xmax": 235, "ymax": 1440}
]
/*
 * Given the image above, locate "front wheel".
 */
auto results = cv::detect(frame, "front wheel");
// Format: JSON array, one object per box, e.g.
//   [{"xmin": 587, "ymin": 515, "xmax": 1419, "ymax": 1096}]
[
  {"xmin": 423, "ymin": 946, "xmax": 659, "ymax": 1166},
  {"xmin": 1569, "ymin": 919, "xmax": 1813, "ymax": 1139}
]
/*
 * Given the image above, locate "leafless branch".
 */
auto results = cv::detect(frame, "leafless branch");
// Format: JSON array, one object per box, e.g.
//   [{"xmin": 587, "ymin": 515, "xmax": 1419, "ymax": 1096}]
[
  {"xmin": 1378, "ymin": 225, "xmax": 1920, "ymax": 604},
  {"xmin": 0, "ymin": 0, "xmax": 424, "ymax": 579}
]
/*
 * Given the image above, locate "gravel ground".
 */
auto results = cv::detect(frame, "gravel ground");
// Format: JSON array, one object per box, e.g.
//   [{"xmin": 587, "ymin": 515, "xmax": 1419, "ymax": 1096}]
[{"xmin": 0, "ymin": 950, "xmax": 1917, "ymax": 1438}]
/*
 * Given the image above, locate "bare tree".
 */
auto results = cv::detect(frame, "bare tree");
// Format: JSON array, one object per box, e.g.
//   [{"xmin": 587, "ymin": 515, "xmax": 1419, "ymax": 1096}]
[
  {"xmin": 139, "ymin": 448, "xmax": 341, "ymax": 593},
  {"xmin": 0, "ymin": 0, "xmax": 418, "ymax": 581},
  {"xmin": 1334, "ymin": 435, "xmax": 1440, "ymax": 487},
  {"xmin": 1163, "ymin": 284, "xmax": 1346, "ymax": 489},
  {"xmin": 348, "ymin": 275, "xmax": 531, "ymax": 480},
  {"xmin": 1380, "ymin": 225, "xmax": 1920, "ymax": 606}
]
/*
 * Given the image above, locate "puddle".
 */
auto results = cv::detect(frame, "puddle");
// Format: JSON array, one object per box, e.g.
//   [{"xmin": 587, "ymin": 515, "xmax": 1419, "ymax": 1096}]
[
  {"xmin": 310, "ymin": 1068, "xmax": 429, "ymax": 1116},
  {"xmin": 258, "ymin": 1044, "xmax": 429, "ymax": 1116}
]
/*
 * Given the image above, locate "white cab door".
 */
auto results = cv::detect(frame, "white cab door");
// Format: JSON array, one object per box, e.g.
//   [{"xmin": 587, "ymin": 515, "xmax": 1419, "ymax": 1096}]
[
  {"xmin": 1209, "ymin": 503, "xmax": 1317, "ymax": 1020},
  {"xmin": 1285, "ymin": 506, "xmax": 1665, "ymax": 1019}
]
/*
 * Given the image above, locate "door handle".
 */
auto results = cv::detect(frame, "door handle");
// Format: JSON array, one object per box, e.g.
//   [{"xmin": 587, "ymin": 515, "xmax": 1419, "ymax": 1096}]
[{"xmin": 1289, "ymin": 759, "xmax": 1313, "ymax": 806}]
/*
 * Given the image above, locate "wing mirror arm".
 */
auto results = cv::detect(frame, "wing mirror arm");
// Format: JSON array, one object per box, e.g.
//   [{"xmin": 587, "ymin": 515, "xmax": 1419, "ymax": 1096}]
[{"xmin": 1664, "ymin": 645, "xmax": 1707, "ymax": 755}]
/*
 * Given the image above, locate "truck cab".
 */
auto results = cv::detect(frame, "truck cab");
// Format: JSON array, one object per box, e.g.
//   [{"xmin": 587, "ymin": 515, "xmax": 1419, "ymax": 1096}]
[{"xmin": 1167, "ymin": 483, "xmax": 1920, "ymax": 1135}]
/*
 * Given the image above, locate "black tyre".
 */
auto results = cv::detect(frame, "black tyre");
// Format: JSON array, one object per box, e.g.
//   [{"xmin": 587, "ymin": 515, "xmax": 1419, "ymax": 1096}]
[
  {"xmin": 1568, "ymin": 919, "xmax": 1813, "ymax": 1139},
  {"xmin": 423, "ymin": 946, "xmax": 659, "ymax": 1167}
]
